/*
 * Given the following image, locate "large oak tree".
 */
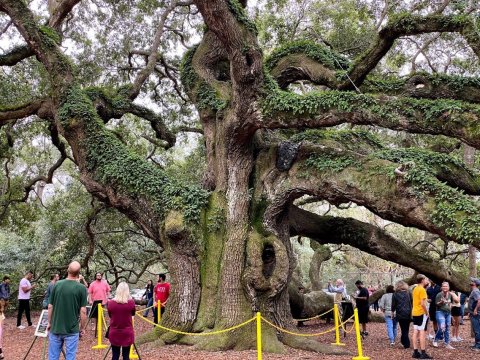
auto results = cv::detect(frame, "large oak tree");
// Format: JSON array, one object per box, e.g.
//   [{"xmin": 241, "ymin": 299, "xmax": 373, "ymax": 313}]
[{"xmin": 1, "ymin": 0, "xmax": 479, "ymax": 354}]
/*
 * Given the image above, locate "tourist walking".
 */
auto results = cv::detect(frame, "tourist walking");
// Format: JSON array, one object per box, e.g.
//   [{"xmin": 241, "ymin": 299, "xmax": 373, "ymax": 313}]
[
  {"xmin": 153, "ymin": 273, "xmax": 170, "ymax": 324},
  {"xmin": 43, "ymin": 274, "xmax": 60, "ymax": 309},
  {"xmin": 142, "ymin": 279, "xmax": 154, "ymax": 317},
  {"xmin": 392, "ymin": 280, "xmax": 412, "ymax": 349},
  {"xmin": 47, "ymin": 261, "xmax": 88, "ymax": 360},
  {"xmin": 468, "ymin": 278, "xmax": 480, "ymax": 351},
  {"xmin": 411, "ymin": 274, "xmax": 432, "ymax": 359},
  {"xmin": 450, "ymin": 290, "xmax": 462, "ymax": 342},
  {"xmin": 353, "ymin": 280, "xmax": 369, "ymax": 336},
  {"xmin": 107, "ymin": 282, "xmax": 136, "ymax": 360},
  {"xmin": 432, "ymin": 281, "xmax": 458, "ymax": 349},
  {"xmin": 379, "ymin": 285, "xmax": 397, "ymax": 345},
  {"xmin": 17, "ymin": 270, "xmax": 36, "ymax": 329}
]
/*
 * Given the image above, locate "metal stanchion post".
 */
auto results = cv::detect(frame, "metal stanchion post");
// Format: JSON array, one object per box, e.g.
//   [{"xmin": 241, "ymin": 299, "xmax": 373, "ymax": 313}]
[
  {"xmin": 352, "ymin": 308, "xmax": 369, "ymax": 360},
  {"xmin": 331, "ymin": 304, "xmax": 346, "ymax": 346}
]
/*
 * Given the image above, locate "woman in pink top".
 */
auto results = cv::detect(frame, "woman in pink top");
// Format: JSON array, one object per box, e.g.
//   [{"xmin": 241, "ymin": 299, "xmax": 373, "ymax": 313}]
[{"xmin": 107, "ymin": 282, "xmax": 135, "ymax": 360}]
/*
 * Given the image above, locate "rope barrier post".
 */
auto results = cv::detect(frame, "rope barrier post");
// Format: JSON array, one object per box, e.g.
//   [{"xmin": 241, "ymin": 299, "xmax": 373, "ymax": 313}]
[
  {"xmin": 92, "ymin": 303, "xmax": 108, "ymax": 350},
  {"xmin": 331, "ymin": 304, "xmax": 345, "ymax": 346},
  {"xmin": 256, "ymin": 312, "xmax": 262, "ymax": 360},
  {"xmin": 129, "ymin": 316, "xmax": 139, "ymax": 359},
  {"xmin": 352, "ymin": 308, "xmax": 369, "ymax": 360},
  {"xmin": 157, "ymin": 300, "xmax": 161, "ymax": 324}
]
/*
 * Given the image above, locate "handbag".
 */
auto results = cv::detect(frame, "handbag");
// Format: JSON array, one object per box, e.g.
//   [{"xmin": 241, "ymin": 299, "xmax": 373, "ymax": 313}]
[{"xmin": 105, "ymin": 325, "xmax": 110, "ymax": 339}]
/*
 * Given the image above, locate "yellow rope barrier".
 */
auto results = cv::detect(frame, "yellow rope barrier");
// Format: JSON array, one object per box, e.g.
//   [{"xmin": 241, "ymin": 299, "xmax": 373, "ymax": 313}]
[
  {"xmin": 135, "ymin": 313, "xmax": 256, "ymax": 336},
  {"xmin": 293, "ymin": 307, "xmax": 334, "ymax": 322},
  {"xmin": 260, "ymin": 313, "xmax": 355, "ymax": 337}
]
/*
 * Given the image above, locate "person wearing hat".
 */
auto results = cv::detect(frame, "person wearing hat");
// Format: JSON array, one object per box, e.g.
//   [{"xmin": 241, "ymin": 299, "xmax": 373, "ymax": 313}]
[
  {"xmin": 468, "ymin": 277, "xmax": 480, "ymax": 351},
  {"xmin": 353, "ymin": 280, "xmax": 369, "ymax": 335}
]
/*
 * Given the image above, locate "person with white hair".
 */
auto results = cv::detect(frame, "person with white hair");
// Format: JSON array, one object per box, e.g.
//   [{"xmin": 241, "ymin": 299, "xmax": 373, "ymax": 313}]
[
  {"xmin": 327, "ymin": 279, "xmax": 349, "ymax": 303},
  {"xmin": 107, "ymin": 282, "xmax": 136, "ymax": 360}
]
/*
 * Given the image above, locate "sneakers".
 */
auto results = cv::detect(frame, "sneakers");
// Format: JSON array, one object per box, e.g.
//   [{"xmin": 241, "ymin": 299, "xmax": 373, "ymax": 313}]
[
  {"xmin": 471, "ymin": 346, "xmax": 480, "ymax": 351},
  {"xmin": 428, "ymin": 334, "xmax": 435, "ymax": 340},
  {"xmin": 17, "ymin": 325, "xmax": 26, "ymax": 329},
  {"xmin": 445, "ymin": 344, "xmax": 455, "ymax": 350},
  {"xmin": 390, "ymin": 342, "xmax": 395, "ymax": 346},
  {"xmin": 419, "ymin": 352, "xmax": 433, "ymax": 359},
  {"xmin": 362, "ymin": 331, "xmax": 369, "ymax": 336},
  {"xmin": 451, "ymin": 336, "xmax": 457, "ymax": 342},
  {"xmin": 412, "ymin": 350, "xmax": 421, "ymax": 358},
  {"xmin": 456, "ymin": 336, "xmax": 463, "ymax": 341},
  {"xmin": 432, "ymin": 341, "xmax": 438, "ymax": 347},
  {"xmin": 29, "ymin": 323, "xmax": 36, "ymax": 327}
]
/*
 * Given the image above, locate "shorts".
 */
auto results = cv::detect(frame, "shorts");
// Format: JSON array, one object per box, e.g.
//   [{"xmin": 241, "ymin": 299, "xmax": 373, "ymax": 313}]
[
  {"xmin": 89, "ymin": 300, "xmax": 103, "ymax": 318},
  {"xmin": 357, "ymin": 308, "xmax": 369, "ymax": 324},
  {"xmin": 451, "ymin": 307, "xmax": 461, "ymax": 317},
  {"xmin": 412, "ymin": 314, "xmax": 428, "ymax": 331},
  {"xmin": 428, "ymin": 305, "xmax": 436, "ymax": 320}
]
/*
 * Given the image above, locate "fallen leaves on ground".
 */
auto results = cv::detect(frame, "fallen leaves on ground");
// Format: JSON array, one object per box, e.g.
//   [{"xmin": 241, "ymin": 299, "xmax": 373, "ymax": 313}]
[{"xmin": 2, "ymin": 310, "xmax": 477, "ymax": 359}]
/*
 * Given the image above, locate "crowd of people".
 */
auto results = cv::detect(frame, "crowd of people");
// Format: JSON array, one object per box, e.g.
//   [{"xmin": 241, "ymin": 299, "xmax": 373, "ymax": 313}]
[
  {"xmin": 0, "ymin": 264, "xmax": 170, "ymax": 360},
  {"xmin": 329, "ymin": 274, "xmax": 480, "ymax": 359}
]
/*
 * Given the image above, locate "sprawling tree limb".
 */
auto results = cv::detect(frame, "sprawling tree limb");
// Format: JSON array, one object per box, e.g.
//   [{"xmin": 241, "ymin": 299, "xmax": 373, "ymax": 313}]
[
  {"xmin": 260, "ymin": 141, "xmax": 480, "ymax": 248},
  {"xmin": 0, "ymin": 99, "xmax": 52, "ymax": 125},
  {"xmin": 342, "ymin": 14, "xmax": 480, "ymax": 89},
  {"xmin": 261, "ymin": 90, "xmax": 480, "ymax": 149},
  {"xmin": 289, "ymin": 205, "xmax": 470, "ymax": 293},
  {"xmin": 129, "ymin": 0, "xmax": 179, "ymax": 99},
  {"xmin": 0, "ymin": 45, "xmax": 34, "ymax": 66},
  {"xmin": 48, "ymin": 0, "xmax": 82, "ymax": 30}
]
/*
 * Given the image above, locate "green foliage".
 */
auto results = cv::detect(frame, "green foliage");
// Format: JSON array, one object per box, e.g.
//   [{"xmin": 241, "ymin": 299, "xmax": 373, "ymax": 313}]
[
  {"xmin": 39, "ymin": 25, "xmax": 61, "ymax": 47},
  {"xmin": 179, "ymin": 45, "xmax": 227, "ymax": 111},
  {"xmin": 179, "ymin": 45, "xmax": 199, "ymax": 93},
  {"xmin": 226, "ymin": 0, "xmax": 258, "ymax": 34},
  {"xmin": 304, "ymin": 152, "xmax": 357, "ymax": 173},
  {"xmin": 290, "ymin": 129, "xmax": 384, "ymax": 150},
  {"xmin": 375, "ymin": 148, "xmax": 480, "ymax": 243},
  {"xmin": 265, "ymin": 40, "xmax": 349, "ymax": 71},
  {"xmin": 206, "ymin": 207, "xmax": 226, "ymax": 233},
  {"xmin": 58, "ymin": 85, "xmax": 209, "ymax": 223}
]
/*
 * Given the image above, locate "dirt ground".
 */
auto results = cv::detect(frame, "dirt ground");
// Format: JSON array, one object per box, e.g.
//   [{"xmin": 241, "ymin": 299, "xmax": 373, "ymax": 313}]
[{"xmin": 2, "ymin": 310, "xmax": 479, "ymax": 360}]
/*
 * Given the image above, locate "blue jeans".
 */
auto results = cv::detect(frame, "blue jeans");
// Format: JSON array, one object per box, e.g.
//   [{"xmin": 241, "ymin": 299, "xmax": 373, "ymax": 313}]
[
  {"xmin": 143, "ymin": 297, "xmax": 154, "ymax": 316},
  {"xmin": 435, "ymin": 310, "xmax": 451, "ymax": 344},
  {"xmin": 48, "ymin": 333, "xmax": 79, "ymax": 360},
  {"xmin": 471, "ymin": 313, "xmax": 480, "ymax": 348},
  {"xmin": 385, "ymin": 315, "xmax": 398, "ymax": 343}
]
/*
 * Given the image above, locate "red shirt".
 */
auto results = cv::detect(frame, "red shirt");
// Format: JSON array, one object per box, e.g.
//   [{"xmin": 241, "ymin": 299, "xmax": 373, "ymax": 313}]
[
  {"xmin": 107, "ymin": 299, "xmax": 135, "ymax": 347},
  {"xmin": 154, "ymin": 282, "xmax": 170, "ymax": 307}
]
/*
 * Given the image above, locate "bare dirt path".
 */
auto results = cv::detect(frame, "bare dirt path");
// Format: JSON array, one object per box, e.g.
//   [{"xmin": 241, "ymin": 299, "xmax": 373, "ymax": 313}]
[{"xmin": 2, "ymin": 310, "xmax": 477, "ymax": 359}]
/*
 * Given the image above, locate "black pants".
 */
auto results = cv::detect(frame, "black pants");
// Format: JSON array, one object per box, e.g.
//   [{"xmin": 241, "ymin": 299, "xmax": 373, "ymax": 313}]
[
  {"xmin": 111, "ymin": 345, "xmax": 130, "ymax": 360},
  {"xmin": 17, "ymin": 299, "xmax": 32, "ymax": 326},
  {"xmin": 398, "ymin": 319, "xmax": 411, "ymax": 348},
  {"xmin": 153, "ymin": 306, "xmax": 165, "ymax": 324}
]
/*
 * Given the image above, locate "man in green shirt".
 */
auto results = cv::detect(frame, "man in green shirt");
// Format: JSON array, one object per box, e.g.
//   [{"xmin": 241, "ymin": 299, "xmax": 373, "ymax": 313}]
[{"xmin": 47, "ymin": 261, "xmax": 87, "ymax": 360}]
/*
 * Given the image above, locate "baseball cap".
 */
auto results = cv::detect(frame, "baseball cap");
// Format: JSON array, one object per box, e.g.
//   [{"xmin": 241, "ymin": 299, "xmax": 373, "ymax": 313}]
[{"xmin": 470, "ymin": 277, "xmax": 480, "ymax": 286}]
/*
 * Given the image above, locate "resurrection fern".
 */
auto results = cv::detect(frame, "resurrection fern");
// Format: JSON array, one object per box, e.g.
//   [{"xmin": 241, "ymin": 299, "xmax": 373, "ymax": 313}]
[{"xmin": 58, "ymin": 86, "xmax": 209, "ymax": 222}]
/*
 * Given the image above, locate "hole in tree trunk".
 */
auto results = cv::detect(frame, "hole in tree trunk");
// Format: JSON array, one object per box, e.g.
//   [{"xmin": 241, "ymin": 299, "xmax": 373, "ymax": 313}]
[{"xmin": 262, "ymin": 244, "xmax": 276, "ymax": 279}]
